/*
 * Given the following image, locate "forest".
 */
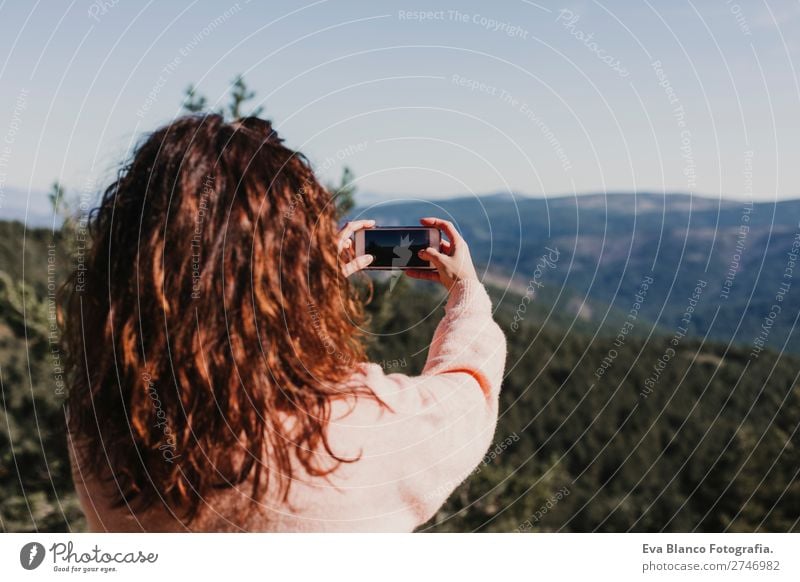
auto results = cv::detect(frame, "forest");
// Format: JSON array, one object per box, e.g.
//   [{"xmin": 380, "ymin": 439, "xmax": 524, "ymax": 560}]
[{"xmin": 2, "ymin": 217, "xmax": 798, "ymax": 532}]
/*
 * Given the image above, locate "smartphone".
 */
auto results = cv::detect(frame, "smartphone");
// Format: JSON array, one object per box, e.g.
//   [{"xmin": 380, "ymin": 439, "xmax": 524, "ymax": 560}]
[{"xmin": 354, "ymin": 226, "xmax": 440, "ymax": 270}]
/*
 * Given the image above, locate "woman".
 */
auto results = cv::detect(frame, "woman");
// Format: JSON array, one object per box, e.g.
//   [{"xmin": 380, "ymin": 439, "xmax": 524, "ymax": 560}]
[{"xmin": 63, "ymin": 114, "xmax": 506, "ymax": 532}]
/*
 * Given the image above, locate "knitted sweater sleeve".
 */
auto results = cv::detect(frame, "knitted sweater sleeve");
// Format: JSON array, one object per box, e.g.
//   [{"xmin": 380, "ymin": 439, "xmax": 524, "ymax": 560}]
[{"xmin": 341, "ymin": 278, "xmax": 507, "ymax": 526}]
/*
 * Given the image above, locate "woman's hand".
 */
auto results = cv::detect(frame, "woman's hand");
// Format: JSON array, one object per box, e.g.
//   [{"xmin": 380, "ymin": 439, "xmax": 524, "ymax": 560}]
[
  {"xmin": 338, "ymin": 219, "xmax": 375, "ymax": 277},
  {"xmin": 406, "ymin": 217, "xmax": 478, "ymax": 290}
]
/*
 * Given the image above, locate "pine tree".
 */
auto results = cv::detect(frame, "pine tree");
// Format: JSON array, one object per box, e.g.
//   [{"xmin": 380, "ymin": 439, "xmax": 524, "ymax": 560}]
[
  {"xmin": 182, "ymin": 75, "xmax": 263, "ymax": 120},
  {"xmin": 182, "ymin": 84, "xmax": 208, "ymax": 113}
]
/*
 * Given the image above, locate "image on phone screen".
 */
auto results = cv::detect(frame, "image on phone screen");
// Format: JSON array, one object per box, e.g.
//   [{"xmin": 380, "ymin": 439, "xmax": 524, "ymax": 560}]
[{"xmin": 364, "ymin": 228, "xmax": 433, "ymax": 269}]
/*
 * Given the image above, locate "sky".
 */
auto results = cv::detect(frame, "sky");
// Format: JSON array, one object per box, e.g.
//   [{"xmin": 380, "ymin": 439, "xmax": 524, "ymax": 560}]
[{"xmin": 1, "ymin": 0, "xmax": 799, "ymax": 219}]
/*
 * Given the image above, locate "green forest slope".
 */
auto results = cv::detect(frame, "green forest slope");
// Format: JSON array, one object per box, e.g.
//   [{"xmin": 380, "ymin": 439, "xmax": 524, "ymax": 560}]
[{"xmin": 1, "ymin": 221, "xmax": 798, "ymax": 532}]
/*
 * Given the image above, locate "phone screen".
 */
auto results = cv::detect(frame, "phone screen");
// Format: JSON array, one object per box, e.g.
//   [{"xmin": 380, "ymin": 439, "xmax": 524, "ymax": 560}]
[{"xmin": 364, "ymin": 228, "xmax": 433, "ymax": 269}]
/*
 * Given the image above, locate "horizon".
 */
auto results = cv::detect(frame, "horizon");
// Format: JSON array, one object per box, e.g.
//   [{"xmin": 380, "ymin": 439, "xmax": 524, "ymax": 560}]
[
  {"xmin": 5, "ymin": 185, "xmax": 796, "ymax": 230},
  {"xmin": 356, "ymin": 188, "xmax": 787, "ymax": 206}
]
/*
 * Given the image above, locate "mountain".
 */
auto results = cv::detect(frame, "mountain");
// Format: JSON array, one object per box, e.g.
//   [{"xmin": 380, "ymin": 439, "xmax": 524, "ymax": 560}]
[{"xmin": 355, "ymin": 192, "xmax": 800, "ymax": 354}]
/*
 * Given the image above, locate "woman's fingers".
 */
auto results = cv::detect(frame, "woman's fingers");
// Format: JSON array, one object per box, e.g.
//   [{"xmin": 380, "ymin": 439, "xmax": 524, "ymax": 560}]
[
  {"xmin": 338, "ymin": 220, "xmax": 376, "ymax": 276},
  {"xmin": 337, "ymin": 219, "xmax": 375, "ymax": 252},
  {"xmin": 419, "ymin": 247, "xmax": 447, "ymax": 270},
  {"xmin": 420, "ymin": 217, "xmax": 463, "ymax": 247},
  {"xmin": 342, "ymin": 253, "xmax": 373, "ymax": 277},
  {"xmin": 405, "ymin": 268, "xmax": 440, "ymax": 282},
  {"xmin": 337, "ymin": 218, "xmax": 462, "ymax": 283}
]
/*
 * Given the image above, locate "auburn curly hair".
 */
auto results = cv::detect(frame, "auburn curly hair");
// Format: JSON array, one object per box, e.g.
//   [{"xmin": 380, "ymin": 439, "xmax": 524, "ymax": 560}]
[{"xmin": 60, "ymin": 114, "xmax": 374, "ymax": 523}]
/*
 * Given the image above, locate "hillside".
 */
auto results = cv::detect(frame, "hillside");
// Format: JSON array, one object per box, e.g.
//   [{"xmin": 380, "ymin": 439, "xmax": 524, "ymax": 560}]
[
  {"xmin": 2, "ymin": 219, "xmax": 798, "ymax": 532},
  {"xmin": 369, "ymin": 277, "xmax": 800, "ymax": 532}
]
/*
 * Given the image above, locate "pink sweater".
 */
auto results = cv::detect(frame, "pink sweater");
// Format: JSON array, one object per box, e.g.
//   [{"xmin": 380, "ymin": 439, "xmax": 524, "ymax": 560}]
[{"xmin": 70, "ymin": 279, "xmax": 507, "ymax": 532}]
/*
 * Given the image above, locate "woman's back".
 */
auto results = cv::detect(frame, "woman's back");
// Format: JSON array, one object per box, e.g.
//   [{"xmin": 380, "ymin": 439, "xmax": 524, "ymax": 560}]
[{"xmin": 63, "ymin": 115, "xmax": 506, "ymax": 532}]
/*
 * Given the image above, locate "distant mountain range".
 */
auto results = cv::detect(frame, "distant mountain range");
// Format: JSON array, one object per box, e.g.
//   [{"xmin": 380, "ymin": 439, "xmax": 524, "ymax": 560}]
[
  {"xmin": 6, "ymin": 187, "xmax": 799, "ymax": 353},
  {"xmin": 355, "ymin": 192, "xmax": 800, "ymax": 354}
]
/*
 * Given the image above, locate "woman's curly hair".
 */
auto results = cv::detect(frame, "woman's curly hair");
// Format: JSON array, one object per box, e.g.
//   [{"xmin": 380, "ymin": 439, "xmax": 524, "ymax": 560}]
[{"xmin": 61, "ymin": 114, "xmax": 373, "ymax": 523}]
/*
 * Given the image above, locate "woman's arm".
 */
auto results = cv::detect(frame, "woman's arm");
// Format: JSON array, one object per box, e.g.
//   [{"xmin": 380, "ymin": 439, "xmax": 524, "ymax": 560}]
[
  {"xmin": 421, "ymin": 277, "xmax": 505, "ymax": 395},
  {"xmin": 414, "ymin": 217, "xmax": 505, "ymax": 396},
  {"xmin": 335, "ymin": 218, "xmax": 507, "ymax": 526},
  {"xmin": 379, "ymin": 278, "xmax": 506, "ymax": 525}
]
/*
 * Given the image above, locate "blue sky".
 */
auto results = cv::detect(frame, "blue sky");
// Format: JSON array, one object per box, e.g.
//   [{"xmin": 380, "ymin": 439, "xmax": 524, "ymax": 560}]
[{"xmin": 1, "ymin": 0, "xmax": 799, "ymax": 217}]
